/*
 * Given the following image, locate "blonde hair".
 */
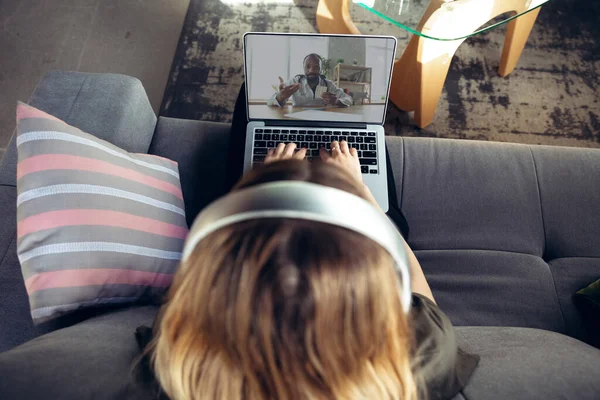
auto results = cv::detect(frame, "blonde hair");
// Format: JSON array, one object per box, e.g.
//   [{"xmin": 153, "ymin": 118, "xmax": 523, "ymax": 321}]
[{"xmin": 148, "ymin": 160, "xmax": 418, "ymax": 399}]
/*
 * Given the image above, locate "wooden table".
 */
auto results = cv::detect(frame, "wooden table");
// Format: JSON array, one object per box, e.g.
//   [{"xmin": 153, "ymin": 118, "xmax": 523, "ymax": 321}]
[
  {"xmin": 317, "ymin": 0, "xmax": 547, "ymax": 128},
  {"xmin": 249, "ymin": 104, "xmax": 386, "ymax": 123}
]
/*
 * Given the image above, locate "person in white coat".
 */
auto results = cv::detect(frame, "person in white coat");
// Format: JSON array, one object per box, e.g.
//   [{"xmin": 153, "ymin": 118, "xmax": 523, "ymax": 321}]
[{"xmin": 268, "ymin": 53, "xmax": 353, "ymax": 108}]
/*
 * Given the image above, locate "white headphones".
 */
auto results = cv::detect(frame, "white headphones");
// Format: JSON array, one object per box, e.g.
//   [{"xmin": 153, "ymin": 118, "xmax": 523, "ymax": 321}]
[{"xmin": 182, "ymin": 181, "xmax": 412, "ymax": 313}]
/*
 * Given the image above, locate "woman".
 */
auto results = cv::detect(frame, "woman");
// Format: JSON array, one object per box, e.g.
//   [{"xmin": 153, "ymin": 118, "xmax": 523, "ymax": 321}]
[{"xmin": 137, "ymin": 142, "xmax": 478, "ymax": 399}]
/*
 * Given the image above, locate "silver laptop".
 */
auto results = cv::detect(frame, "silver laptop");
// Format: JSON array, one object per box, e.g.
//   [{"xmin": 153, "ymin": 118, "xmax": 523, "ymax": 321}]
[{"xmin": 242, "ymin": 32, "xmax": 397, "ymax": 212}]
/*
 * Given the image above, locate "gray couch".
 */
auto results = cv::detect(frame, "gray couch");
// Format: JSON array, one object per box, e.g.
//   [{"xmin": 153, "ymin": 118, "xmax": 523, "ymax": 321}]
[{"xmin": 0, "ymin": 71, "xmax": 599, "ymax": 399}]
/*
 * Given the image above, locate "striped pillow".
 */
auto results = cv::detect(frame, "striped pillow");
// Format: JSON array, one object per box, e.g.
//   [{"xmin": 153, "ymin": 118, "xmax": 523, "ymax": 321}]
[{"xmin": 15, "ymin": 102, "xmax": 188, "ymax": 323}]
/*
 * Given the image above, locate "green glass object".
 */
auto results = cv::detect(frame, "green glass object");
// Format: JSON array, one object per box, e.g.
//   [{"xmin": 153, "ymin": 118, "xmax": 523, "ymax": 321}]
[{"xmin": 354, "ymin": 0, "xmax": 551, "ymax": 40}]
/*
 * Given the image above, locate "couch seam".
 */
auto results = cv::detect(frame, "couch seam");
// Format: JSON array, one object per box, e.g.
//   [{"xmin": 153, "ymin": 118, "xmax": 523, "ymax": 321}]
[
  {"xmin": 529, "ymin": 147, "xmax": 547, "ymax": 258},
  {"xmin": 0, "ymin": 234, "xmax": 16, "ymax": 271},
  {"xmin": 528, "ymin": 148, "xmax": 567, "ymax": 333},
  {"xmin": 413, "ymin": 247, "xmax": 600, "ymax": 264},
  {"xmin": 415, "ymin": 247, "xmax": 600, "ymax": 262},
  {"xmin": 414, "ymin": 247, "xmax": 543, "ymax": 257},
  {"xmin": 400, "ymin": 137, "xmax": 406, "ymax": 210},
  {"xmin": 460, "ymin": 390, "xmax": 470, "ymax": 400},
  {"xmin": 544, "ymin": 261, "xmax": 568, "ymax": 335},
  {"xmin": 65, "ymin": 75, "xmax": 90, "ymax": 122}
]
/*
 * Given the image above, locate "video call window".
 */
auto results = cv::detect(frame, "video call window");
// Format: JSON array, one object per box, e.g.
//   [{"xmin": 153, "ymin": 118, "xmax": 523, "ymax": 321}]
[{"xmin": 244, "ymin": 34, "xmax": 396, "ymax": 124}]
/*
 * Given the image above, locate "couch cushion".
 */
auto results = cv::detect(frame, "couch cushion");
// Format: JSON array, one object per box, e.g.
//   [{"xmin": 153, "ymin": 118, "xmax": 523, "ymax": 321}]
[
  {"xmin": 1, "ymin": 309, "xmax": 597, "ymax": 400},
  {"xmin": 148, "ymin": 117, "xmax": 231, "ymax": 226},
  {"xmin": 0, "ymin": 306, "xmax": 158, "ymax": 399},
  {"xmin": 415, "ymin": 249, "xmax": 565, "ymax": 333},
  {"xmin": 529, "ymin": 146, "xmax": 600, "ymax": 345},
  {"xmin": 531, "ymin": 145, "xmax": 600, "ymax": 259},
  {"xmin": 400, "ymin": 138, "xmax": 545, "ymax": 256},
  {"xmin": 16, "ymin": 103, "xmax": 187, "ymax": 324},
  {"xmin": 455, "ymin": 326, "xmax": 600, "ymax": 400}
]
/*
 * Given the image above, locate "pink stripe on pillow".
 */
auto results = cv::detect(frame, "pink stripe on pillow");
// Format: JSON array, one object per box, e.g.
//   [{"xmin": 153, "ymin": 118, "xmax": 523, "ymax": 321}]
[
  {"xmin": 17, "ymin": 102, "xmax": 64, "ymax": 123},
  {"xmin": 18, "ymin": 154, "xmax": 183, "ymax": 199},
  {"xmin": 18, "ymin": 209, "xmax": 188, "ymax": 239},
  {"xmin": 25, "ymin": 268, "xmax": 174, "ymax": 294}
]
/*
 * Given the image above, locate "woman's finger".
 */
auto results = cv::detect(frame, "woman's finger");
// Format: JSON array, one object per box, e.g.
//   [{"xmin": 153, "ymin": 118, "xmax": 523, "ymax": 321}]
[
  {"xmin": 282, "ymin": 142, "xmax": 296, "ymax": 158},
  {"xmin": 340, "ymin": 140, "xmax": 350, "ymax": 154},
  {"xmin": 349, "ymin": 147, "xmax": 358, "ymax": 158},
  {"xmin": 293, "ymin": 147, "xmax": 308, "ymax": 160},
  {"xmin": 330, "ymin": 141, "xmax": 340, "ymax": 156},
  {"xmin": 319, "ymin": 146, "xmax": 331, "ymax": 161},
  {"xmin": 264, "ymin": 148, "xmax": 275, "ymax": 163},
  {"xmin": 274, "ymin": 142, "xmax": 286, "ymax": 157}
]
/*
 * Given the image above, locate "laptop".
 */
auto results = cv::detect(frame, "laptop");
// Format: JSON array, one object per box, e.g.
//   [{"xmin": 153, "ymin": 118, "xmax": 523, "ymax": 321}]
[{"xmin": 242, "ymin": 33, "xmax": 397, "ymax": 212}]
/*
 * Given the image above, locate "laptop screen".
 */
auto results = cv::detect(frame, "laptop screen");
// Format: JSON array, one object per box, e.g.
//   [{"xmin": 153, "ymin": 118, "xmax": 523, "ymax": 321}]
[{"xmin": 244, "ymin": 33, "xmax": 396, "ymax": 125}]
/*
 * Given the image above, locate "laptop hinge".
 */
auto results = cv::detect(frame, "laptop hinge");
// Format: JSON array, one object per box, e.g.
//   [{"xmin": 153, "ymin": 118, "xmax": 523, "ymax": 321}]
[{"xmin": 264, "ymin": 120, "xmax": 367, "ymax": 130}]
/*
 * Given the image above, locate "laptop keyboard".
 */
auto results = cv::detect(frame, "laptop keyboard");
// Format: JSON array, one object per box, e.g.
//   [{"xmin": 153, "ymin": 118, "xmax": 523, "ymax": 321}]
[{"xmin": 252, "ymin": 128, "xmax": 379, "ymax": 174}]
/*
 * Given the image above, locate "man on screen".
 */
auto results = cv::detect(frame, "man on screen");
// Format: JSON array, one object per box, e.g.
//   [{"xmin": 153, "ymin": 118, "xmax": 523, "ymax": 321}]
[{"xmin": 267, "ymin": 53, "xmax": 353, "ymax": 108}]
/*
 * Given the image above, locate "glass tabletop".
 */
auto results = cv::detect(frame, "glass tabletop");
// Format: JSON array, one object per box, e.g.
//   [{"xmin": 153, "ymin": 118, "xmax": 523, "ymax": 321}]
[{"xmin": 354, "ymin": 0, "xmax": 550, "ymax": 40}]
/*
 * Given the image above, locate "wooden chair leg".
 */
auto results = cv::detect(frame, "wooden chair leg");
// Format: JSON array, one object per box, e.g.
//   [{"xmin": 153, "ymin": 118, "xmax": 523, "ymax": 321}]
[
  {"xmin": 389, "ymin": 37, "xmax": 420, "ymax": 113},
  {"xmin": 498, "ymin": 8, "xmax": 541, "ymax": 77},
  {"xmin": 316, "ymin": 0, "xmax": 360, "ymax": 34},
  {"xmin": 414, "ymin": 52, "xmax": 454, "ymax": 128},
  {"xmin": 391, "ymin": 35, "xmax": 458, "ymax": 128}
]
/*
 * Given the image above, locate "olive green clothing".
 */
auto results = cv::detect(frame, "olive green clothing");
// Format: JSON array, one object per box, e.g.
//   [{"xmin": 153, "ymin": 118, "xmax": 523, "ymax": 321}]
[{"xmin": 410, "ymin": 293, "xmax": 480, "ymax": 399}]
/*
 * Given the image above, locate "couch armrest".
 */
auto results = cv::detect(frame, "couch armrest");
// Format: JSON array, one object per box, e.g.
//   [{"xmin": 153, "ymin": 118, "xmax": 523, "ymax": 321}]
[{"xmin": 0, "ymin": 71, "xmax": 157, "ymax": 186}]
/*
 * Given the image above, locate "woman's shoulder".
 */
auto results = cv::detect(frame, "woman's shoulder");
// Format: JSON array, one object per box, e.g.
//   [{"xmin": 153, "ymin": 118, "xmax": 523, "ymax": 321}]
[
  {"xmin": 409, "ymin": 294, "xmax": 480, "ymax": 400},
  {"xmin": 410, "ymin": 294, "xmax": 453, "ymax": 342}
]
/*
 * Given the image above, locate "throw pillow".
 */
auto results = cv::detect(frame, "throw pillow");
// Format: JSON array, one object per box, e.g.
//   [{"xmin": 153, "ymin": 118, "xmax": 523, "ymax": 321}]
[{"xmin": 15, "ymin": 102, "xmax": 187, "ymax": 323}]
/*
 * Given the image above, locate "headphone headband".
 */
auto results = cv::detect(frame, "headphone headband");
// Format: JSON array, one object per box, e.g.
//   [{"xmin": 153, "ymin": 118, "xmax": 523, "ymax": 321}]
[{"xmin": 182, "ymin": 181, "xmax": 412, "ymax": 313}]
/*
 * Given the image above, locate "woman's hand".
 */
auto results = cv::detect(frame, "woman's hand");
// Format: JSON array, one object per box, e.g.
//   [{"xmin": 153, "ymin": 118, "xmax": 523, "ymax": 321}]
[
  {"xmin": 319, "ymin": 140, "xmax": 362, "ymax": 184},
  {"xmin": 319, "ymin": 140, "xmax": 383, "ymax": 212},
  {"xmin": 264, "ymin": 140, "xmax": 382, "ymax": 212},
  {"xmin": 265, "ymin": 142, "xmax": 307, "ymax": 164}
]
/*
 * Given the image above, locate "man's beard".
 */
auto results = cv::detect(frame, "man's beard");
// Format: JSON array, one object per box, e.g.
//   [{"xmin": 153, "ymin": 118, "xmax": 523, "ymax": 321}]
[{"xmin": 307, "ymin": 74, "xmax": 319, "ymax": 85}]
